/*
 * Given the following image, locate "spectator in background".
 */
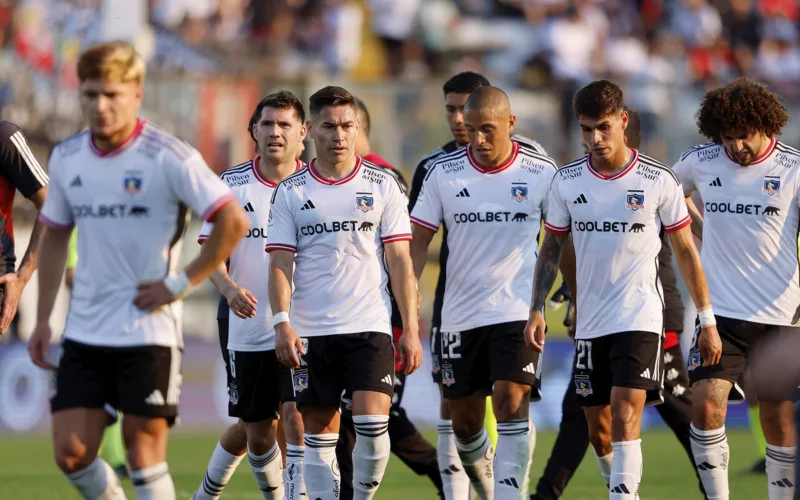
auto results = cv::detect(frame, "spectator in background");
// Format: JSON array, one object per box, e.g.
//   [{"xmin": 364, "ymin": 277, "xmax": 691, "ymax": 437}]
[
  {"xmin": 322, "ymin": 0, "xmax": 363, "ymax": 75},
  {"xmin": 756, "ymin": 14, "xmax": 800, "ymax": 89},
  {"xmin": 723, "ymin": 0, "xmax": 763, "ymax": 76},
  {"xmin": 368, "ymin": 0, "xmax": 422, "ymax": 78}
]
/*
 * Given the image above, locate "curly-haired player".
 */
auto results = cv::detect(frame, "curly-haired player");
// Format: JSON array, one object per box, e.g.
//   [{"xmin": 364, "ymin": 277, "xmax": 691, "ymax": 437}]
[{"xmin": 673, "ymin": 78, "xmax": 799, "ymax": 500}]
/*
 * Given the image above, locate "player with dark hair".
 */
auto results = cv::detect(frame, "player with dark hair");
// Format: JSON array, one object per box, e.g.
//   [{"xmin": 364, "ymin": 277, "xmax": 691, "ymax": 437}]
[
  {"xmin": 0, "ymin": 121, "xmax": 48, "ymax": 335},
  {"xmin": 673, "ymin": 77, "xmax": 800, "ymax": 500},
  {"xmin": 531, "ymin": 107, "xmax": 706, "ymax": 500},
  {"xmin": 337, "ymin": 97, "xmax": 444, "ymax": 499},
  {"xmin": 528, "ymin": 80, "xmax": 715, "ymax": 499},
  {"xmin": 409, "ymin": 71, "xmax": 546, "ymax": 499},
  {"xmin": 268, "ymin": 85, "xmax": 422, "ymax": 500},
  {"xmin": 192, "ymin": 91, "xmax": 308, "ymax": 500}
]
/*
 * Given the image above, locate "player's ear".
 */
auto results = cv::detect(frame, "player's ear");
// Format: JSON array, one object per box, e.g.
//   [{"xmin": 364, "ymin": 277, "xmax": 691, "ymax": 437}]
[
  {"xmin": 620, "ymin": 110, "xmax": 629, "ymax": 131},
  {"xmin": 298, "ymin": 122, "xmax": 308, "ymax": 141},
  {"xmin": 508, "ymin": 114, "xmax": 516, "ymax": 133}
]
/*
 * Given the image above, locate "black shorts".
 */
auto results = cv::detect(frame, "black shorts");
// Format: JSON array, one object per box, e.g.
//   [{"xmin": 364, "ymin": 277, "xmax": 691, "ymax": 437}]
[
  {"xmin": 440, "ymin": 321, "xmax": 542, "ymax": 401},
  {"xmin": 293, "ymin": 332, "xmax": 395, "ymax": 409},
  {"xmin": 430, "ymin": 326, "xmax": 443, "ymax": 384},
  {"xmin": 573, "ymin": 331, "xmax": 664, "ymax": 408},
  {"xmin": 687, "ymin": 316, "xmax": 800, "ymax": 402},
  {"xmin": 51, "ymin": 339, "xmax": 182, "ymax": 424},
  {"xmin": 218, "ymin": 317, "xmax": 231, "ymax": 384},
  {"xmin": 228, "ymin": 349, "xmax": 294, "ymax": 422}
]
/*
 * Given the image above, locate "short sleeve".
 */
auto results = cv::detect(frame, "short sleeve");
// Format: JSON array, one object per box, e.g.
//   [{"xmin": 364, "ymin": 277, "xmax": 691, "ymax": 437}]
[
  {"xmin": 671, "ymin": 156, "xmax": 696, "ymax": 196},
  {"xmin": 409, "ymin": 168, "xmax": 443, "ymax": 232},
  {"xmin": 265, "ymin": 185, "xmax": 297, "ymax": 253},
  {"xmin": 38, "ymin": 152, "xmax": 74, "ymax": 230},
  {"xmin": 0, "ymin": 123, "xmax": 48, "ymax": 198},
  {"xmin": 380, "ymin": 177, "xmax": 412, "ymax": 244},
  {"xmin": 543, "ymin": 175, "xmax": 571, "ymax": 235},
  {"xmin": 659, "ymin": 177, "xmax": 692, "ymax": 233},
  {"xmin": 165, "ymin": 151, "xmax": 234, "ymax": 221},
  {"xmin": 198, "ymin": 219, "xmax": 213, "ymax": 244}
]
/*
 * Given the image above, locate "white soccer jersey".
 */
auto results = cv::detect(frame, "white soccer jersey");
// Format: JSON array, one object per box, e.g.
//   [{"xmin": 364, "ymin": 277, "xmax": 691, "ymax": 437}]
[
  {"xmin": 411, "ymin": 141, "xmax": 557, "ymax": 332},
  {"xmin": 673, "ymin": 139, "xmax": 800, "ymax": 325},
  {"xmin": 545, "ymin": 151, "xmax": 691, "ymax": 339},
  {"xmin": 199, "ymin": 157, "xmax": 303, "ymax": 351},
  {"xmin": 266, "ymin": 157, "xmax": 411, "ymax": 337},
  {"xmin": 39, "ymin": 119, "xmax": 233, "ymax": 348}
]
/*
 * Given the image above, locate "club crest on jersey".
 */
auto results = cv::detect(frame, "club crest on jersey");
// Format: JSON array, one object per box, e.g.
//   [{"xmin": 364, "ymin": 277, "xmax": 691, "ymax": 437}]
[
  {"xmin": 442, "ymin": 367, "xmax": 455, "ymax": 386},
  {"xmin": 687, "ymin": 351, "xmax": 702, "ymax": 371},
  {"xmin": 625, "ymin": 190, "xmax": 645, "ymax": 211},
  {"xmin": 293, "ymin": 373, "xmax": 309, "ymax": 393},
  {"xmin": 123, "ymin": 175, "xmax": 142, "ymax": 194},
  {"xmin": 575, "ymin": 379, "xmax": 593, "ymax": 397},
  {"xmin": 431, "ymin": 355, "xmax": 441, "ymax": 374},
  {"xmin": 763, "ymin": 176, "xmax": 781, "ymax": 196},
  {"xmin": 229, "ymin": 386, "xmax": 239, "ymax": 405},
  {"xmin": 356, "ymin": 195, "xmax": 374, "ymax": 213},
  {"xmin": 511, "ymin": 184, "xmax": 528, "ymax": 202}
]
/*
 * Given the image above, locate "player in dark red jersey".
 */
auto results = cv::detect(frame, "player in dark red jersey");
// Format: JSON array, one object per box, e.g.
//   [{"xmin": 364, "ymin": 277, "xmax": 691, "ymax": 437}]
[{"xmin": 0, "ymin": 121, "xmax": 49, "ymax": 335}]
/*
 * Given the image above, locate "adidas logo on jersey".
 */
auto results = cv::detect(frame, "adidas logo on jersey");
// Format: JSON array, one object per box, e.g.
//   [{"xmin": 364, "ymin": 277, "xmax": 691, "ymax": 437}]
[
  {"xmin": 70, "ymin": 176, "xmax": 82, "ymax": 187},
  {"xmin": 145, "ymin": 390, "xmax": 166, "ymax": 406},
  {"xmin": 522, "ymin": 363, "xmax": 535, "ymax": 375},
  {"xmin": 640, "ymin": 368, "xmax": 651, "ymax": 379},
  {"xmin": 381, "ymin": 374, "xmax": 393, "ymax": 385},
  {"xmin": 772, "ymin": 478, "xmax": 795, "ymax": 488},
  {"xmin": 243, "ymin": 201, "xmax": 255, "ymax": 212},
  {"xmin": 709, "ymin": 177, "xmax": 722, "ymax": 187},
  {"xmin": 611, "ymin": 483, "xmax": 632, "ymax": 494},
  {"xmin": 456, "ymin": 188, "xmax": 471, "ymax": 198},
  {"xmin": 499, "ymin": 478, "xmax": 519, "ymax": 488},
  {"xmin": 301, "ymin": 200, "xmax": 316, "ymax": 210},
  {"xmin": 573, "ymin": 193, "xmax": 588, "ymax": 204}
]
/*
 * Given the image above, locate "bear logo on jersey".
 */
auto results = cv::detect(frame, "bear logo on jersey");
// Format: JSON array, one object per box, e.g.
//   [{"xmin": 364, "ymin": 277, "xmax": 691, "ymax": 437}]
[
  {"xmin": 356, "ymin": 195, "xmax": 374, "ymax": 213},
  {"xmin": 124, "ymin": 175, "xmax": 142, "ymax": 194},
  {"xmin": 511, "ymin": 185, "xmax": 528, "ymax": 202},
  {"xmin": 625, "ymin": 190, "xmax": 645, "ymax": 211},
  {"xmin": 763, "ymin": 176, "xmax": 781, "ymax": 196}
]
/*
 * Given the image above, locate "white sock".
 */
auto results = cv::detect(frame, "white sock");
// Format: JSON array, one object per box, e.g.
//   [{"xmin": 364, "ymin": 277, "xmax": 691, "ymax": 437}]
[
  {"xmin": 131, "ymin": 462, "xmax": 175, "ymax": 500},
  {"xmin": 248, "ymin": 443, "xmax": 284, "ymax": 499},
  {"xmin": 304, "ymin": 433, "xmax": 341, "ymax": 500},
  {"xmin": 494, "ymin": 419, "xmax": 529, "ymax": 499},
  {"xmin": 456, "ymin": 428, "xmax": 495, "ymax": 499},
  {"xmin": 65, "ymin": 457, "xmax": 127, "ymax": 499},
  {"xmin": 594, "ymin": 448, "xmax": 614, "ymax": 487},
  {"xmin": 609, "ymin": 440, "xmax": 642, "ymax": 499},
  {"xmin": 437, "ymin": 420, "xmax": 470, "ymax": 500},
  {"xmin": 193, "ymin": 441, "xmax": 245, "ymax": 499},
  {"xmin": 766, "ymin": 445, "xmax": 796, "ymax": 500},
  {"xmin": 690, "ymin": 424, "xmax": 730, "ymax": 500},
  {"xmin": 519, "ymin": 418, "xmax": 536, "ymax": 499},
  {"xmin": 285, "ymin": 443, "xmax": 307, "ymax": 500},
  {"xmin": 352, "ymin": 414, "xmax": 391, "ymax": 500}
]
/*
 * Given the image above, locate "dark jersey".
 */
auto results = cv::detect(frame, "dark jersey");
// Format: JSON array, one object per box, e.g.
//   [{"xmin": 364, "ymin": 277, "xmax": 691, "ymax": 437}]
[
  {"xmin": 658, "ymin": 228, "xmax": 684, "ymax": 333},
  {"xmin": 0, "ymin": 121, "xmax": 48, "ymax": 274}
]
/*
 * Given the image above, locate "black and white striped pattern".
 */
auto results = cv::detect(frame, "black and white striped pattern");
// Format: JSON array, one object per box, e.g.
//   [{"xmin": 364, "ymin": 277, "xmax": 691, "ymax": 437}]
[
  {"xmin": 354, "ymin": 418, "xmax": 389, "ymax": 438},
  {"xmin": 689, "ymin": 426, "xmax": 727, "ymax": 449},
  {"xmin": 249, "ymin": 445, "xmax": 281, "ymax": 469},
  {"xmin": 496, "ymin": 419, "xmax": 529, "ymax": 436},
  {"xmin": 286, "ymin": 444, "xmax": 305, "ymax": 461},
  {"xmin": 456, "ymin": 430, "xmax": 489, "ymax": 454},
  {"xmin": 8, "ymin": 130, "xmax": 48, "ymax": 186},
  {"xmin": 304, "ymin": 434, "xmax": 339, "ymax": 449},
  {"xmin": 200, "ymin": 471, "xmax": 226, "ymax": 497},
  {"xmin": 437, "ymin": 421, "xmax": 454, "ymax": 435},
  {"xmin": 131, "ymin": 462, "xmax": 170, "ymax": 487},
  {"xmin": 767, "ymin": 446, "xmax": 796, "ymax": 465}
]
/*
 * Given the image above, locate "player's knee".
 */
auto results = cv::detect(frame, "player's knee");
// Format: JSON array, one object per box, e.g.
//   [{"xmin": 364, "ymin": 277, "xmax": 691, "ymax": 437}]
[
  {"xmin": 492, "ymin": 385, "xmax": 530, "ymax": 421},
  {"xmin": 589, "ymin": 431, "xmax": 612, "ymax": 456},
  {"xmin": 440, "ymin": 398, "xmax": 452, "ymax": 420},
  {"xmin": 54, "ymin": 439, "xmax": 94, "ymax": 474},
  {"xmin": 245, "ymin": 421, "xmax": 277, "ymax": 455},
  {"xmin": 451, "ymin": 410, "xmax": 483, "ymax": 438}
]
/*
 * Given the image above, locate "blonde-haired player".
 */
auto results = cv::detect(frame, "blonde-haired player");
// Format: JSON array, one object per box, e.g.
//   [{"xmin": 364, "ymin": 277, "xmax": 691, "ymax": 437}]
[{"xmin": 29, "ymin": 41, "xmax": 248, "ymax": 499}]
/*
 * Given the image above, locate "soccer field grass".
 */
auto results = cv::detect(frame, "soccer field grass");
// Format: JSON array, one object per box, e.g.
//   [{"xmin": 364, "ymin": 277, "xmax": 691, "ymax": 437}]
[{"xmin": 0, "ymin": 429, "xmax": 769, "ymax": 499}]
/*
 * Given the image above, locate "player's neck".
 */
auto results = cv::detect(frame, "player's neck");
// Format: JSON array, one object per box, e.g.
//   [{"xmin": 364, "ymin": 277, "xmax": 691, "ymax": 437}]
[
  {"xmin": 91, "ymin": 118, "xmax": 140, "ymax": 153},
  {"xmin": 591, "ymin": 146, "xmax": 633, "ymax": 175},
  {"xmin": 314, "ymin": 154, "xmax": 359, "ymax": 181},
  {"xmin": 258, "ymin": 154, "xmax": 298, "ymax": 183},
  {"xmin": 475, "ymin": 141, "xmax": 514, "ymax": 170}
]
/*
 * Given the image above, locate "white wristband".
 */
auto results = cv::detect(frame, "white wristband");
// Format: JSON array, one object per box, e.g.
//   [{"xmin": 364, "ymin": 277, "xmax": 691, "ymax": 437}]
[
  {"xmin": 163, "ymin": 272, "xmax": 191, "ymax": 298},
  {"xmin": 698, "ymin": 306, "xmax": 716, "ymax": 327},
  {"xmin": 274, "ymin": 311, "xmax": 290, "ymax": 325}
]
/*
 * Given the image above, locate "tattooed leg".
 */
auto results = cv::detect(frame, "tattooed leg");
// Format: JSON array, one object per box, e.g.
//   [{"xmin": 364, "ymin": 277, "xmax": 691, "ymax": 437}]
[{"xmin": 692, "ymin": 379, "xmax": 732, "ymax": 430}]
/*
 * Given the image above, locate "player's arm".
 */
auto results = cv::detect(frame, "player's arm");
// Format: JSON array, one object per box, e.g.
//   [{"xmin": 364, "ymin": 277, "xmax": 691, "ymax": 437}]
[
  {"xmin": 686, "ymin": 195, "xmax": 704, "ymax": 240},
  {"xmin": 209, "ymin": 261, "xmax": 257, "ymax": 319},
  {"xmin": 526, "ymin": 232, "xmax": 570, "ymax": 348},
  {"xmin": 385, "ymin": 240, "xmax": 421, "ymax": 375},
  {"xmin": 408, "ymin": 164, "xmax": 443, "ymax": 280},
  {"xmin": 410, "ymin": 225, "xmax": 435, "ymax": 280}
]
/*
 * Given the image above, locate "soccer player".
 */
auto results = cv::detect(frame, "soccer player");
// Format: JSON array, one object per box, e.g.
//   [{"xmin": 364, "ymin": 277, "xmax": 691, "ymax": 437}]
[
  {"xmin": 28, "ymin": 41, "xmax": 248, "ymax": 499},
  {"xmin": 410, "ymin": 85, "xmax": 556, "ymax": 500},
  {"xmin": 672, "ymin": 77, "xmax": 800, "ymax": 500},
  {"xmin": 408, "ymin": 71, "xmax": 546, "ymax": 500},
  {"xmin": 267, "ymin": 86, "xmax": 422, "ymax": 500},
  {"xmin": 527, "ymin": 80, "xmax": 716, "ymax": 499},
  {"xmin": 64, "ymin": 229, "xmax": 129, "ymax": 480},
  {"xmin": 530, "ymin": 108, "xmax": 706, "ymax": 500},
  {"xmin": 334, "ymin": 97, "xmax": 443, "ymax": 500},
  {"xmin": 0, "ymin": 121, "xmax": 48, "ymax": 335},
  {"xmin": 192, "ymin": 91, "xmax": 308, "ymax": 500}
]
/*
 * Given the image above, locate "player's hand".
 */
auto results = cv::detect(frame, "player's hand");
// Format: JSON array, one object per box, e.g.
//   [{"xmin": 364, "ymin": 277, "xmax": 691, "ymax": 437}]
[
  {"xmin": 698, "ymin": 325, "xmax": 722, "ymax": 367},
  {"xmin": 0, "ymin": 272, "xmax": 27, "ymax": 333},
  {"xmin": 275, "ymin": 323, "xmax": 304, "ymax": 368},
  {"xmin": 29, "ymin": 323, "xmax": 56, "ymax": 370},
  {"xmin": 396, "ymin": 327, "xmax": 423, "ymax": 375},
  {"xmin": 134, "ymin": 280, "xmax": 178, "ymax": 311},
  {"xmin": 224, "ymin": 286, "xmax": 257, "ymax": 319},
  {"xmin": 524, "ymin": 310, "xmax": 546, "ymax": 352}
]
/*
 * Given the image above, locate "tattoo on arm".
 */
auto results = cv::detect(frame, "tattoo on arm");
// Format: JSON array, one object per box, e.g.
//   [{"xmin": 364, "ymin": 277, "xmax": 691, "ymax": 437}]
[{"xmin": 531, "ymin": 232, "xmax": 567, "ymax": 312}]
